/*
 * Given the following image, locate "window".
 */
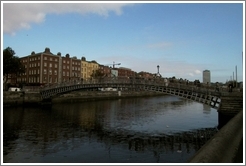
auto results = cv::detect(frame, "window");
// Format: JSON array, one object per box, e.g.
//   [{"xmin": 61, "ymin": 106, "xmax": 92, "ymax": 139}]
[
  {"xmin": 50, "ymin": 63, "xmax": 52, "ymax": 67},
  {"xmin": 55, "ymin": 64, "xmax": 57, "ymax": 68},
  {"xmin": 63, "ymin": 71, "xmax": 65, "ymax": 76},
  {"xmin": 44, "ymin": 62, "xmax": 47, "ymax": 67},
  {"xmin": 54, "ymin": 70, "xmax": 57, "ymax": 75},
  {"xmin": 50, "ymin": 57, "xmax": 52, "ymax": 61},
  {"xmin": 67, "ymin": 72, "xmax": 69, "ymax": 76},
  {"xmin": 44, "ymin": 57, "xmax": 47, "ymax": 60}
]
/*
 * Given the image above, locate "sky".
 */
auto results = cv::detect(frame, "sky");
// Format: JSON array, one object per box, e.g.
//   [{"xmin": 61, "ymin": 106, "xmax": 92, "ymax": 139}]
[{"xmin": 2, "ymin": 1, "xmax": 245, "ymax": 83}]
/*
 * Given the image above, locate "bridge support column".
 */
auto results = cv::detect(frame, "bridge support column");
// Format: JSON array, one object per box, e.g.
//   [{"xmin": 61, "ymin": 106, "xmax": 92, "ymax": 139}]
[{"xmin": 218, "ymin": 112, "xmax": 235, "ymax": 130}]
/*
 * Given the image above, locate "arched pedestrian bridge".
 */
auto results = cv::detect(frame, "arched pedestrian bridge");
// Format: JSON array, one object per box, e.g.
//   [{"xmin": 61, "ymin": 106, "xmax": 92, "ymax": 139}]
[{"xmin": 40, "ymin": 79, "xmax": 225, "ymax": 109}]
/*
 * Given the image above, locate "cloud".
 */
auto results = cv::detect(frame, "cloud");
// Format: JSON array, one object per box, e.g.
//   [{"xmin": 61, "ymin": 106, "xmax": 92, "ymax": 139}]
[
  {"xmin": 3, "ymin": 2, "xmax": 133, "ymax": 35},
  {"xmin": 188, "ymin": 73, "xmax": 194, "ymax": 76},
  {"xmin": 194, "ymin": 69, "xmax": 201, "ymax": 74}
]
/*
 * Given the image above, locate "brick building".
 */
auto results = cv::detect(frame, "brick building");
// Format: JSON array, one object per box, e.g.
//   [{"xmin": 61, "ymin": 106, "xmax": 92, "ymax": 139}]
[
  {"xmin": 117, "ymin": 67, "xmax": 135, "ymax": 78},
  {"xmin": 98, "ymin": 65, "xmax": 111, "ymax": 77},
  {"xmin": 17, "ymin": 48, "xmax": 81, "ymax": 86}
]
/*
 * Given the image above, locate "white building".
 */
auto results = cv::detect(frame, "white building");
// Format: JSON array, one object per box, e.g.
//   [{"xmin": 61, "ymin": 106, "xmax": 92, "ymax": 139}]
[
  {"xmin": 111, "ymin": 69, "xmax": 118, "ymax": 77},
  {"xmin": 203, "ymin": 70, "xmax": 211, "ymax": 84}
]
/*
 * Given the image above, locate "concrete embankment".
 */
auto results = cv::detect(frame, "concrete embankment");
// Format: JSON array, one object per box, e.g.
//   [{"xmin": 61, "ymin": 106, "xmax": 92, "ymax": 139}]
[
  {"xmin": 3, "ymin": 90, "xmax": 165, "ymax": 106},
  {"xmin": 188, "ymin": 110, "xmax": 243, "ymax": 163},
  {"xmin": 3, "ymin": 91, "xmax": 40, "ymax": 106}
]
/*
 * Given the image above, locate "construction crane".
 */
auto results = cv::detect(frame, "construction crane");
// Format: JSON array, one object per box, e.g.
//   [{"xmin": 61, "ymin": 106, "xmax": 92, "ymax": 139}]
[{"xmin": 105, "ymin": 61, "xmax": 121, "ymax": 68}]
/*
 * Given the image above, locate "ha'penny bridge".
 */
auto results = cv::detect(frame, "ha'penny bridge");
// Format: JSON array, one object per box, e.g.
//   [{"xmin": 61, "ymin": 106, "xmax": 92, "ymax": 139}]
[
  {"xmin": 40, "ymin": 78, "xmax": 242, "ymax": 117},
  {"xmin": 39, "ymin": 78, "xmax": 243, "ymax": 163}
]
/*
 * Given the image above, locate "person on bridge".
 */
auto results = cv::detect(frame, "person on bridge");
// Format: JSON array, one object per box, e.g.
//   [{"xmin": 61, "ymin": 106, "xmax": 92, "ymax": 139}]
[
  {"xmin": 215, "ymin": 82, "xmax": 220, "ymax": 92},
  {"xmin": 228, "ymin": 83, "xmax": 233, "ymax": 92}
]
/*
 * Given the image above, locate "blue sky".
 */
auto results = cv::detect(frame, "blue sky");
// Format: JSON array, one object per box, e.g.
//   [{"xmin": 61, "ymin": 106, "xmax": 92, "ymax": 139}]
[{"xmin": 2, "ymin": 1, "xmax": 244, "ymax": 83}]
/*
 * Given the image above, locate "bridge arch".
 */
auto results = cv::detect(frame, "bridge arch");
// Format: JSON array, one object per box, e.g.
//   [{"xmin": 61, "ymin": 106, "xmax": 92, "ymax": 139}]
[{"xmin": 40, "ymin": 81, "xmax": 221, "ymax": 109}]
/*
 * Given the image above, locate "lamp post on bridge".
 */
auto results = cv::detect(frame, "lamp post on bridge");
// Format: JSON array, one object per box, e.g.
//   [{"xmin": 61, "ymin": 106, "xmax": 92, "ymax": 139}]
[{"xmin": 156, "ymin": 65, "xmax": 161, "ymax": 77}]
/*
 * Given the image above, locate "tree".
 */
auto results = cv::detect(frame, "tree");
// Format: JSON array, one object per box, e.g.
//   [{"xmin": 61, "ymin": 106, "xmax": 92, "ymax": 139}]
[
  {"xmin": 3, "ymin": 47, "xmax": 25, "ymax": 90},
  {"xmin": 91, "ymin": 69, "xmax": 104, "ymax": 79}
]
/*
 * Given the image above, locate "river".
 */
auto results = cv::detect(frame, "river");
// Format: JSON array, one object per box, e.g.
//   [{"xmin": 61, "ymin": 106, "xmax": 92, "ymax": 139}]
[{"xmin": 3, "ymin": 95, "xmax": 218, "ymax": 163}]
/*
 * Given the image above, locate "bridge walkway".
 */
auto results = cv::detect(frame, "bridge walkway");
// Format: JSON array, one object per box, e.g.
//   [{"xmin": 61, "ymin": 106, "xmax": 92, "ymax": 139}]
[{"xmin": 39, "ymin": 81, "xmax": 223, "ymax": 110}]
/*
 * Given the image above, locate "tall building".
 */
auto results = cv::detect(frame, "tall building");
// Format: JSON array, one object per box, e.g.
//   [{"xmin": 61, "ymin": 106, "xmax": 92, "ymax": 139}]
[
  {"xmin": 17, "ymin": 48, "xmax": 81, "ymax": 86},
  {"xmin": 203, "ymin": 70, "xmax": 211, "ymax": 84}
]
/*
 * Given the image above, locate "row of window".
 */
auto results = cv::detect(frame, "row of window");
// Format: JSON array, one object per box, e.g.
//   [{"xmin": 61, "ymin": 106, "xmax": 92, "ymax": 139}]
[
  {"xmin": 30, "ymin": 57, "xmax": 40, "ymax": 61},
  {"xmin": 40, "ymin": 56, "xmax": 81, "ymax": 65},
  {"xmin": 62, "ymin": 66, "xmax": 80, "ymax": 71},
  {"xmin": 62, "ymin": 72, "xmax": 80, "ymax": 77},
  {"xmin": 62, "ymin": 60, "xmax": 80, "ymax": 65},
  {"xmin": 44, "ymin": 63, "xmax": 58, "ymax": 68},
  {"xmin": 28, "ymin": 63, "xmax": 40, "ymax": 67},
  {"xmin": 44, "ymin": 56, "xmax": 58, "ymax": 62},
  {"xmin": 24, "ymin": 63, "xmax": 82, "ymax": 69}
]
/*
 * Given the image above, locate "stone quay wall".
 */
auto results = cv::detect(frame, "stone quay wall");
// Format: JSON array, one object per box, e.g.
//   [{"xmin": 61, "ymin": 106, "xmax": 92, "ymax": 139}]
[
  {"xmin": 3, "ymin": 90, "xmax": 165, "ymax": 106},
  {"xmin": 188, "ymin": 110, "xmax": 243, "ymax": 163}
]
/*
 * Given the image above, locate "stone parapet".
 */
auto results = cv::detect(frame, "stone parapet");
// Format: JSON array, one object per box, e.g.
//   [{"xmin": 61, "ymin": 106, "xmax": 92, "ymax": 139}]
[{"xmin": 188, "ymin": 110, "xmax": 243, "ymax": 163}]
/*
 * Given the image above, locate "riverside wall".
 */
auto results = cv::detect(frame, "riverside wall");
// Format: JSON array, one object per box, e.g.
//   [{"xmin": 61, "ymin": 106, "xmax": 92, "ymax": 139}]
[
  {"xmin": 3, "ymin": 90, "xmax": 165, "ymax": 106},
  {"xmin": 188, "ymin": 110, "xmax": 243, "ymax": 163}
]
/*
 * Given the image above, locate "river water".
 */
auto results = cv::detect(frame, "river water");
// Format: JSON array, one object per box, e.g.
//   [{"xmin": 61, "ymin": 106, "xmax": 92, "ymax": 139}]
[{"xmin": 3, "ymin": 95, "xmax": 218, "ymax": 163}]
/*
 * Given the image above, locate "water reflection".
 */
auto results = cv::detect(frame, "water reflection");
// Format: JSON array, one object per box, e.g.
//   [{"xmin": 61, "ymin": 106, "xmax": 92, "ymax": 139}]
[{"xmin": 3, "ymin": 95, "xmax": 218, "ymax": 163}]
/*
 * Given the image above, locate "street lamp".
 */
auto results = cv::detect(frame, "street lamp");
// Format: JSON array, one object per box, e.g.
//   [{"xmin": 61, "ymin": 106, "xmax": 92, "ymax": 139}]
[{"xmin": 157, "ymin": 65, "xmax": 161, "ymax": 77}]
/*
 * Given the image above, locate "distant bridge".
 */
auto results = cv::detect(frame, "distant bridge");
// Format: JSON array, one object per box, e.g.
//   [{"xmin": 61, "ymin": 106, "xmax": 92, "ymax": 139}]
[
  {"xmin": 40, "ymin": 79, "xmax": 224, "ymax": 107},
  {"xmin": 39, "ymin": 78, "xmax": 242, "ymax": 116}
]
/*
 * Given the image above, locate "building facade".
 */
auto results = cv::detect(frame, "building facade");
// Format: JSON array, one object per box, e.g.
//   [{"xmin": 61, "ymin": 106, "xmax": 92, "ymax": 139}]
[
  {"xmin": 81, "ymin": 57, "xmax": 99, "ymax": 81},
  {"xmin": 17, "ymin": 48, "xmax": 81, "ymax": 86},
  {"xmin": 98, "ymin": 65, "xmax": 111, "ymax": 77},
  {"xmin": 203, "ymin": 70, "xmax": 211, "ymax": 84},
  {"xmin": 117, "ymin": 67, "xmax": 135, "ymax": 78}
]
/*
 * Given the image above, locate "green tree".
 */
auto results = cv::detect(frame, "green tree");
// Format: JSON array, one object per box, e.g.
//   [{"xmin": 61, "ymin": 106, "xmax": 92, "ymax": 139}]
[
  {"xmin": 3, "ymin": 47, "xmax": 25, "ymax": 90},
  {"xmin": 91, "ymin": 69, "xmax": 104, "ymax": 79}
]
